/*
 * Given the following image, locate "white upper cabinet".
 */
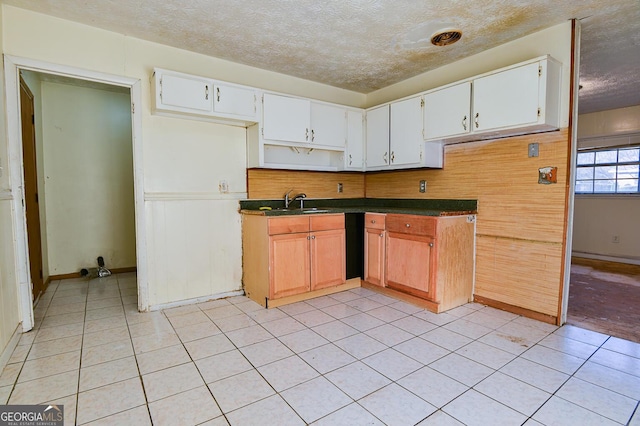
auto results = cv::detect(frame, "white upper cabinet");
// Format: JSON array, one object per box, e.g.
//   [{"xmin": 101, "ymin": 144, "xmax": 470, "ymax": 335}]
[
  {"xmin": 151, "ymin": 68, "xmax": 258, "ymax": 125},
  {"xmin": 345, "ymin": 110, "xmax": 364, "ymax": 170},
  {"xmin": 213, "ymin": 83, "xmax": 257, "ymax": 118},
  {"xmin": 366, "ymin": 105, "xmax": 390, "ymax": 168},
  {"xmin": 262, "ymin": 93, "xmax": 311, "ymax": 143},
  {"xmin": 423, "ymin": 82, "xmax": 471, "ymax": 141},
  {"xmin": 310, "ymin": 103, "xmax": 347, "ymax": 148},
  {"xmin": 154, "ymin": 71, "xmax": 214, "ymax": 114},
  {"xmin": 473, "ymin": 61, "xmax": 541, "ymax": 131},
  {"xmin": 390, "ymin": 96, "xmax": 423, "ymax": 166}
]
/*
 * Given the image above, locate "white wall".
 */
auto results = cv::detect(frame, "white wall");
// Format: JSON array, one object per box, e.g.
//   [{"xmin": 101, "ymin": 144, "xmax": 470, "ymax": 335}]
[
  {"xmin": 573, "ymin": 106, "xmax": 640, "ymax": 264},
  {"xmin": 0, "ymin": 5, "xmax": 21, "ymax": 361},
  {"xmin": 40, "ymin": 81, "xmax": 136, "ymax": 274},
  {"xmin": 1, "ymin": 5, "xmax": 366, "ymax": 307}
]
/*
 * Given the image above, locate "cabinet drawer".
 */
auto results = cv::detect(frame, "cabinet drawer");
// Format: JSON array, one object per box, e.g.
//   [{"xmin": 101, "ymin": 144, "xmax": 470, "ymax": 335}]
[
  {"xmin": 386, "ymin": 214, "xmax": 436, "ymax": 236},
  {"xmin": 365, "ymin": 213, "xmax": 385, "ymax": 230},
  {"xmin": 310, "ymin": 214, "xmax": 344, "ymax": 231},
  {"xmin": 268, "ymin": 216, "xmax": 309, "ymax": 235}
]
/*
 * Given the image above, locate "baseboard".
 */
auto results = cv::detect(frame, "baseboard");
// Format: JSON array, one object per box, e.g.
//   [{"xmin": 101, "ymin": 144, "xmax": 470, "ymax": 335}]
[
  {"xmin": 149, "ymin": 289, "xmax": 245, "ymax": 311},
  {"xmin": 0, "ymin": 324, "xmax": 23, "ymax": 375},
  {"xmin": 572, "ymin": 256, "xmax": 640, "ymax": 275},
  {"xmin": 473, "ymin": 295, "xmax": 558, "ymax": 325},
  {"xmin": 572, "ymin": 252, "xmax": 640, "ymax": 267},
  {"xmin": 362, "ymin": 281, "xmax": 441, "ymax": 313},
  {"xmin": 48, "ymin": 266, "xmax": 137, "ymax": 282}
]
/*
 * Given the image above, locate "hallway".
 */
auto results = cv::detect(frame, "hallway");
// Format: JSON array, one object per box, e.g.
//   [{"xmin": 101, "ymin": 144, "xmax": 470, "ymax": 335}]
[{"xmin": 1, "ymin": 274, "xmax": 639, "ymax": 425}]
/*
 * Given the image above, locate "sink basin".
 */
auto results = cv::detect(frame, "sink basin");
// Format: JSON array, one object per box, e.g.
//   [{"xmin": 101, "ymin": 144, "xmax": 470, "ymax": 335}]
[{"xmin": 301, "ymin": 208, "xmax": 330, "ymax": 213}]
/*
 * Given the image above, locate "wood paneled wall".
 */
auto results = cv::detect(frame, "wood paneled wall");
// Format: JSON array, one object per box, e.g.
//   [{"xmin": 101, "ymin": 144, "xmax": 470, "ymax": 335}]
[
  {"xmin": 366, "ymin": 129, "xmax": 570, "ymax": 318},
  {"xmin": 247, "ymin": 169, "xmax": 365, "ymax": 199}
]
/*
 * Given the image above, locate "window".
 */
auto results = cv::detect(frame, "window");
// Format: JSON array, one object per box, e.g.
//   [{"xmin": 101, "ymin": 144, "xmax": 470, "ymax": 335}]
[{"xmin": 575, "ymin": 146, "xmax": 640, "ymax": 194}]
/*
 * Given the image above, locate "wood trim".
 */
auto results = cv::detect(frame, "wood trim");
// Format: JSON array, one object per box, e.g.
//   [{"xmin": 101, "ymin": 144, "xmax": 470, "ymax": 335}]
[
  {"xmin": 362, "ymin": 281, "xmax": 441, "ymax": 312},
  {"xmin": 473, "ymin": 295, "xmax": 557, "ymax": 325},
  {"xmin": 557, "ymin": 18, "xmax": 579, "ymax": 325},
  {"xmin": 572, "ymin": 257, "xmax": 640, "ymax": 276},
  {"xmin": 48, "ymin": 267, "xmax": 137, "ymax": 281},
  {"xmin": 266, "ymin": 278, "xmax": 361, "ymax": 308}
]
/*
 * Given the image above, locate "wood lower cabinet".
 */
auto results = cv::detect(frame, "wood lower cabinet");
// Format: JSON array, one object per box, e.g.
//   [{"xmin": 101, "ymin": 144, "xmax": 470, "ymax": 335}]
[
  {"xmin": 269, "ymin": 232, "xmax": 311, "ymax": 299},
  {"xmin": 364, "ymin": 213, "xmax": 385, "ymax": 286},
  {"xmin": 242, "ymin": 213, "xmax": 347, "ymax": 307},
  {"xmin": 364, "ymin": 213, "xmax": 475, "ymax": 313}
]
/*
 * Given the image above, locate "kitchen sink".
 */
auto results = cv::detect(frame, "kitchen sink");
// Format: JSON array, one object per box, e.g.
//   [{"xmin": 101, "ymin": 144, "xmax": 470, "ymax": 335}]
[{"xmin": 301, "ymin": 208, "xmax": 330, "ymax": 213}]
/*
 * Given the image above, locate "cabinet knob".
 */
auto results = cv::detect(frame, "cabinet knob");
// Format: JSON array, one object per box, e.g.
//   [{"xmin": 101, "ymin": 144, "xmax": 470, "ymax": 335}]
[
  {"xmin": 216, "ymin": 87, "xmax": 220, "ymax": 102},
  {"xmin": 349, "ymin": 154, "xmax": 353, "ymax": 165},
  {"xmin": 383, "ymin": 152, "xmax": 388, "ymax": 164},
  {"xmin": 462, "ymin": 115, "xmax": 467, "ymax": 131},
  {"xmin": 379, "ymin": 233, "xmax": 383, "ymax": 237},
  {"xmin": 305, "ymin": 128, "xmax": 309, "ymax": 141},
  {"xmin": 391, "ymin": 151, "xmax": 395, "ymax": 163},
  {"xmin": 371, "ymin": 220, "xmax": 376, "ymax": 224},
  {"xmin": 429, "ymin": 242, "xmax": 434, "ymax": 247},
  {"xmin": 474, "ymin": 112, "xmax": 479, "ymax": 128},
  {"xmin": 205, "ymin": 85, "xmax": 209, "ymax": 100},
  {"xmin": 405, "ymin": 223, "xmax": 411, "ymax": 228},
  {"xmin": 307, "ymin": 236, "xmax": 310, "ymax": 240},
  {"xmin": 311, "ymin": 235, "xmax": 316, "ymax": 239},
  {"xmin": 311, "ymin": 129, "xmax": 315, "ymax": 142}
]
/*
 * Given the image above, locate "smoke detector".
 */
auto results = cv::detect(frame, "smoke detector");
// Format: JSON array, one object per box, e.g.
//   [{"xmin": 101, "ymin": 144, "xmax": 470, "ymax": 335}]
[{"xmin": 397, "ymin": 21, "xmax": 462, "ymax": 49}]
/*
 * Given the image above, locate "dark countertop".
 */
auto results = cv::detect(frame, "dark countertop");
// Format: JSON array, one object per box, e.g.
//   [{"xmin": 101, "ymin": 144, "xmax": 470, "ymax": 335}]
[{"xmin": 239, "ymin": 198, "xmax": 478, "ymax": 217}]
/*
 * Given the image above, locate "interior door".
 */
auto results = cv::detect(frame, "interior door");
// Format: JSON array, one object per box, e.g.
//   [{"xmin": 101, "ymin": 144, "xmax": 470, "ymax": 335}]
[{"xmin": 20, "ymin": 77, "xmax": 45, "ymax": 301}]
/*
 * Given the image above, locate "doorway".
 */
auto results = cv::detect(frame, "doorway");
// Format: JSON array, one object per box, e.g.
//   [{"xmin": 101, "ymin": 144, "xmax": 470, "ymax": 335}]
[{"xmin": 4, "ymin": 56, "xmax": 148, "ymax": 331}]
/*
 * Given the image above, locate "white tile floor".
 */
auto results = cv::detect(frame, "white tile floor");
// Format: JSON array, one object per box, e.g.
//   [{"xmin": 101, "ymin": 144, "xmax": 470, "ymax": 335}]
[{"xmin": 1, "ymin": 273, "xmax": 639, "ymax": 425}]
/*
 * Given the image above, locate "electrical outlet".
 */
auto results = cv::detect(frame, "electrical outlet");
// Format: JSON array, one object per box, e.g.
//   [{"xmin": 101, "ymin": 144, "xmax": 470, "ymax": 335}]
[
  {"xmin": 337, "ymin": 183, "xmax": 343, "ymax": 193},
  {"xmin": 612, "ymin": 235, "xmax": 620, "ymax": 243},
  {"xmin": 528, "ymin": 143, "xmax": 539, "ymax": 157},
  {"xmin": 419, "ymin": 180, "xmax": 426, "ymax": 193},
  {"xmin": 218, "ymin": 180, "xmax": 229, "ymax": 193}
]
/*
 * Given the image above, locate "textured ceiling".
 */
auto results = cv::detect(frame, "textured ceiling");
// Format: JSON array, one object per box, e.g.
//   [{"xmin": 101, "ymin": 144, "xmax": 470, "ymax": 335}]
[{"xmin": 3, "ymin": 0, "xmax": 639, "ymax": 113}]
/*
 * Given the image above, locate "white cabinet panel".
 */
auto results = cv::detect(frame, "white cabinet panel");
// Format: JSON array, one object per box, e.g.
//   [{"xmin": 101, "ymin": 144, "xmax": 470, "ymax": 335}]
[
  {"xmin": 390, "ymin": 96, "xmax": 422, "ymax": 166},
  {"xmin": 423, "ymin": 82, "xmax": 471, "ymax": 140},
  {"xmin": 366, "ymin": 105, "xmax": 390, "ymax": 168},
  {"xmin": 311, "ymin": 102, "xmax": 346, "ymax": 148},
  {"xmin": 345, "ymin": 110, "xmax": 364, "ymax": 170},
  {"xmin": 157, "ymin": 72, "xmax": 213, "ymax": 113},
  {"xmin": 213, "ymin": 83, "xmax": 256, "ymax": 118},
  {"xmin": 263, "ymin": 93, "xmax": 311, "ymax": 143},
  {"xmin": 473, "ymin": 62, "xmax": 540, "ymax": 131}
]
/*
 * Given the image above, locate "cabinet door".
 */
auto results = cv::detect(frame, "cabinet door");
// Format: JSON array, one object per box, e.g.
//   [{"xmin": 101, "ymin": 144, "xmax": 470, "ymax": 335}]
[
  {"xmin": 390, "ymin": 96, "xmax": 422, "ymax": 166},
  {"xmin": 366, "ymin": 105, "xmax": 390, "ymax": 168},
  {"xmin": 423, "ymin": 82, "xmax": 471, "ymax": 140},
  {"xmin": 158, "ymin": 72, "xmax": 213, "ymax": 113},
  {"xmin": 310, "ymin": 229, "xmax": 346, "ymax": 290},
  {"xmin": 213, "ymin": 83, "xmax": 256, "ymax": 118},
  {"xmin": 364, "ymin": 227, "xmax": 385, "ymax": 286},
  {"xmin": 345, "ymin": 110, "xmax": 364, "ymax": 169},
  {"xmin": 385, "ymin": 231, "xmax": 435, "ymax": 299},
  {"xmin": 269, "ymin": 233, "xmax": 310, "ymax": 299},
  {"xmin": 473, "ymin": 62, "xmax": 540, "ymax": 131},
  {"xmin": 263, "ymin": 93, "xmax": 311, "ymax": 143},
  {"xmin": 311, "ymin": 103, "xmax": 346, "ymax": 148}
]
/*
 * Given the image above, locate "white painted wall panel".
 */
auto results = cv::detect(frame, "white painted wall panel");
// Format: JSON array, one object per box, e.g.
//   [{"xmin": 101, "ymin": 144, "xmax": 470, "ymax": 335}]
[{"xmin": 146, "ymin": 199, "xmax": 242, "ymax": 306}]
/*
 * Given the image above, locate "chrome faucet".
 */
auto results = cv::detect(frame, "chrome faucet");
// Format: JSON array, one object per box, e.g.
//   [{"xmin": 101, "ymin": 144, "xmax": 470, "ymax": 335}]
[
  {"xmin": 293, "ymin": 193, "xmax": 307, "ymax": 209},
  {"xmin": 283, "ymin": 189, "xmax": 294, "ymax": 209}
]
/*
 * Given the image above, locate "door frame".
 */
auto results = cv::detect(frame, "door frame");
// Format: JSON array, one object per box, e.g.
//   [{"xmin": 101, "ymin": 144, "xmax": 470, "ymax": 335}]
[{"xmin": 4, "ymin": 55, "xmax": 148, "ymax": 331}]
